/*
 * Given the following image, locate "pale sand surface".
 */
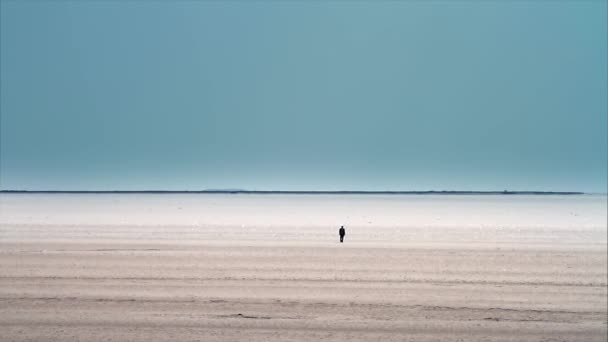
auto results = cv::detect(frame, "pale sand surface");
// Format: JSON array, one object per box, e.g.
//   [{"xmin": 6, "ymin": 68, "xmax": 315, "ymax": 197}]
[{"xmin": 0, "ymin": 194, "xmax": 606, "ymax": 341}]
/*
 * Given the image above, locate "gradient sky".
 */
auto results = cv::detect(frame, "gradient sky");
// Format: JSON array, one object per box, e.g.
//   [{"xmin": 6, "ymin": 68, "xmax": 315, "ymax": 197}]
[{"xmin": 1, "ymin": 1, "xmax": 606, "ymax": 192}]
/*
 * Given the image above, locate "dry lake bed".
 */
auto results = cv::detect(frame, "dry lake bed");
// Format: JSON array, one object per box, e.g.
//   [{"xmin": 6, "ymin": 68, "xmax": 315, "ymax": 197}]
[{"xmin": 1, "ymin": 193, "xmax": 606, "ymax": 341}]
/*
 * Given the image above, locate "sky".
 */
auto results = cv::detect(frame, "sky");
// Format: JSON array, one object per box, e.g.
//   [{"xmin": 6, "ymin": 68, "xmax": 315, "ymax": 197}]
[{"xmin": 1, "ymin": 1, "xmax": 607, "ymax": 192}]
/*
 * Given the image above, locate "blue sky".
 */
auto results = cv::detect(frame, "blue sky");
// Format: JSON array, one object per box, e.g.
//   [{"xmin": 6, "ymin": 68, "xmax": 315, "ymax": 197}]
[{"xmin": 1, "ymin": 1, "xmax": 606, "ymax": 191}]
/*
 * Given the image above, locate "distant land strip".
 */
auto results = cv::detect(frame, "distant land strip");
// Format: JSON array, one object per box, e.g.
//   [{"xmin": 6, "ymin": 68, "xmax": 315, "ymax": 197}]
[{"xmin": 0, "ymin": 190, "xmax": 585, "ymax": 195}]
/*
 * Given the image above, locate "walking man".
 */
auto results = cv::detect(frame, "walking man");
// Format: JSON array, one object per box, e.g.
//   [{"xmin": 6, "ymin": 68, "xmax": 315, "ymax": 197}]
[{"xmin": 339, "ymin": 225, "xmax": 346, "ymax": 243}]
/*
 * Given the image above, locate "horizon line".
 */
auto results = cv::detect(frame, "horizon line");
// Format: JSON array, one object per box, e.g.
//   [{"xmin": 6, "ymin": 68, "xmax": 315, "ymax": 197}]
[{"xmin": 0, "ymin": 189, "xmax": 591, "ymax": 195}]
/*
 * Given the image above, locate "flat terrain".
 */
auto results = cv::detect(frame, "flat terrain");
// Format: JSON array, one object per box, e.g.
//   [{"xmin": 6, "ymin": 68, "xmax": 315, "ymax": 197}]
[{"xmin": 1, "ymin": 194, "xmax": 606, "ymax": 341}]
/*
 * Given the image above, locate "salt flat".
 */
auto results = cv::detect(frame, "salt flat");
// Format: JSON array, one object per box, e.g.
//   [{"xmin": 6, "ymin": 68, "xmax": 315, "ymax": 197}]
[{"xmin": 0, "ymin": 194, "xmax": 606, "ymax": 341}]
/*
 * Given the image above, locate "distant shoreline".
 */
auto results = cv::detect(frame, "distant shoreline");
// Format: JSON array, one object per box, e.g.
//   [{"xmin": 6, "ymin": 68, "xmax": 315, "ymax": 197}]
[{"xmin": 0, "ymin": 190, "xmax": 586, "ymax": 195}]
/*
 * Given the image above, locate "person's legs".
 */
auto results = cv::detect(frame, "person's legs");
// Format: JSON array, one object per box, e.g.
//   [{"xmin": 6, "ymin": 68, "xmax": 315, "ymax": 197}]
[{"xmin": 340, "ymin": 235, "xmax": 344, "ymax": 243}]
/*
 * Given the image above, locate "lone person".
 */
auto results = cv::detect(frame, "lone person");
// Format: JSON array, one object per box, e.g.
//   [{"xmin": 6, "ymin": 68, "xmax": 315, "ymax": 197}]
[{"xmin": 339, "ymin": 225, "xmax": 346, "ymax": 243}]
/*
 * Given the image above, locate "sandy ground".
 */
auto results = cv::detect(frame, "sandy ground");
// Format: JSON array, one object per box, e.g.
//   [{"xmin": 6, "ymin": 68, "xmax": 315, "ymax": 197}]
[{"xmin": 0, "ymin": 194, "xmax": 606, "ymax": 341}]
